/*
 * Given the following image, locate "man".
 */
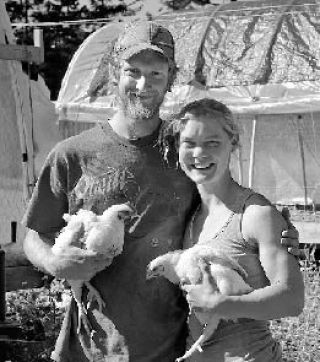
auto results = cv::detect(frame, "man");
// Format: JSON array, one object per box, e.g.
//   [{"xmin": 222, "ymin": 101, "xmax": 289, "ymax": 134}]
[{"xmin": 22, "ymin": 21, "xmax": 299, "ymax": 362}]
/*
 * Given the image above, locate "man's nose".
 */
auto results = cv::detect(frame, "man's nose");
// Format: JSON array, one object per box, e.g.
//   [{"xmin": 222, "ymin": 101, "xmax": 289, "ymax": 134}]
[{"xmin": 136, "ymin": 75, "xmax": 150, "ymax": 91}]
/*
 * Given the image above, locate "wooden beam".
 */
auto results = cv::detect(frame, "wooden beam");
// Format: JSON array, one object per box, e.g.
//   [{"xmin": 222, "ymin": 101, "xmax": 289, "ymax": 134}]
[
  {"xmin": 294, "ymin": 221, "xmax": 320, "ymax": 244},
  {"xmin": 6, "ymin": 265, "xmax": 44, "ymax": 292},
  {"xmin": 0, "ymin": 43, "xmax": 44, "ymax": 64},
  {"xmin": 1, "ymin": 244, "xmax": 45, "ymax": 292}
]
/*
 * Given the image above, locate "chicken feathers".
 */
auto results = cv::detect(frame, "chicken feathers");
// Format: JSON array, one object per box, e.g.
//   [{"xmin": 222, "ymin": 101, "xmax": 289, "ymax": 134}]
[
  {"xmin": 52, "ymin": 203, "xmax": 134, "ymax": 335},
  {"xmin": 146, "ymin": 244, "xmax": 253, "ymax": 361}
]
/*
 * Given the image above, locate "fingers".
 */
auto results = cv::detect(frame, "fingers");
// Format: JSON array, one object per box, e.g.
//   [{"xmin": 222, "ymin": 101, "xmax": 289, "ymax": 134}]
[
  {"xmin": 280, "ymin": 236, "xmax": 298, "ymax": 247},
  {"xmin": 198, "ymin": 259, "xmax": 217, "ymax": 289},
  {"xmin": 281, "ymin": 206, "xmax": 290, "ymax": 221},
  {"xmin": 281, "ymin": 227, "xmax": 299, "ymax": 239},
  {"xmin": 69, "ymin": 222, "xmax": 85, "ymax": 242},
  {"xmin": 281, "ymin": 207, "xmax": 295, "ymax": 229},
  {"xmin": 286, "ymin": 247, "xmax": 301, "ymax": 257}
]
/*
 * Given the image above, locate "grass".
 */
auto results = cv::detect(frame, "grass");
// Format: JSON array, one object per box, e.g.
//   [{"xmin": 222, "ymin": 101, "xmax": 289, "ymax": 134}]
[
  {"xmin": 3, "ymin": 261, "xmax": 320, "ymax": 362},
  {"xmin": 270, "ymin": 260, "xmax": 320, "ymax": 362}
]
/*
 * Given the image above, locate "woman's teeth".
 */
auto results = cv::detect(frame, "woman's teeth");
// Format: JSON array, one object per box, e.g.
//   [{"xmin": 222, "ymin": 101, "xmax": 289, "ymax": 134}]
[{"xmin": 193, "ymin": 163, "xmax": 213, "ymax": 169}]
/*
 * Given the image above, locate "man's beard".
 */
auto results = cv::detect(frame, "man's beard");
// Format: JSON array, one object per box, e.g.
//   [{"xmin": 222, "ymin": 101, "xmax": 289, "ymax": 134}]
[{"xmin": 119, "ymin": 93, "xmax": 163, "ymax": 120}]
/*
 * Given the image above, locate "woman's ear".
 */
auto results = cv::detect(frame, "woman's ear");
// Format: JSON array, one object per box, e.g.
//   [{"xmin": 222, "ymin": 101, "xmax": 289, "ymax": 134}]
[{"xmin": 230, "ymin": 135, "xmax": 239, "ymax": 152}]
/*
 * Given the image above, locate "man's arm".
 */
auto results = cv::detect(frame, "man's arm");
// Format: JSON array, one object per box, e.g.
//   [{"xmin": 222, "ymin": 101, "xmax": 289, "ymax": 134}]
[
  {"xmin": 23, "ymin": 228, "xmax": 111, "ymax": 280},
  {"xmin": 280, "ymin": 207, "xmax": 301, "ymax": 256}
]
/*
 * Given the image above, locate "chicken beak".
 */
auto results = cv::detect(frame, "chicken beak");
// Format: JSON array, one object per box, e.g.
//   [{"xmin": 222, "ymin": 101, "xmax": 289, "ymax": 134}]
[
  {"xmin": 118, "ymin": 208, "xmax": 135, "ymax": 221},
  {"xmin": 146, "ymin": 267, "xmax": 156, "ymax": 280}
]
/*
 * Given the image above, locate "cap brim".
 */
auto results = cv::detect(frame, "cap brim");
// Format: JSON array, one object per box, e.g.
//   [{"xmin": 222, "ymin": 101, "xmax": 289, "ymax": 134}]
[{"xmin": 121, "ymin": 43, "xmax": 168, "ymax": 60}]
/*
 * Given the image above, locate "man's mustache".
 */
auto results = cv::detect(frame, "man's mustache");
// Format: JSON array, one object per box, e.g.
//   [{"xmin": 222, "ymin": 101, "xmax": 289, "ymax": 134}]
[{"xmin": 129, "ymin": 91, "xmax": 158, "ymax": 98}]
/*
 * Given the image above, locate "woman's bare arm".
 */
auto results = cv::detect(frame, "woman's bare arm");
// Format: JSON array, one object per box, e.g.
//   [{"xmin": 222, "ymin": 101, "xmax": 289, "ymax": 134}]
[{"xmin": 183, "ymin": 202, "xmax": 304, "ymax": 320}]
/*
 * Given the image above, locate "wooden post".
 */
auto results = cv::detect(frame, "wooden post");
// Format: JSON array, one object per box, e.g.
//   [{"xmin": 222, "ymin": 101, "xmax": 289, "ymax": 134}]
[
  {"xmin": 0, "ymin": 249, "xmax": 5, "ymax": 322},
  {"xmin": 297, "ymin": 115, "xmax": 308, "ymax": 206},
  {"xmin": 0, "ymin": 24, "xmax": 44, "ymax": 340},
  {"xmin": 248, "ymin": 117, "xmax": 257, "ymax": 188},
  {"xmin": 0, "ymin": 248, "xmax": 21, "ymax": 339},
  {"xmin": 237, "ymin": 145, "xmax": 243, "ymax": 185},
  {"xmin": 33, "ymin": 28, "xmax": 44, "ymax": 60}
]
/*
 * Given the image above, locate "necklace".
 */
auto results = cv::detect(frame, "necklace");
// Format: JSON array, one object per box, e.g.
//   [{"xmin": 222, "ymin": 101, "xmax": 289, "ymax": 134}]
[{"xmin": 189, "ymin": 204, "xmax": 235, "ymax": 246}]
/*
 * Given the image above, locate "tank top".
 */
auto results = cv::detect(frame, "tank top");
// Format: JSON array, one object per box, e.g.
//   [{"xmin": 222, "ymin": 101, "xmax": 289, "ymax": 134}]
[{"xmin": 184, "ymin": 188, "xmax": 283, "ymax": 362}]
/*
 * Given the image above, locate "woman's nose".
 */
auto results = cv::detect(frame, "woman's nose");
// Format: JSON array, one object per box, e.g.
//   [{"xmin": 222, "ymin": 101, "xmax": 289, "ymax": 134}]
[{"xmin": 193, "ymin": 146, "xmax": 206, "ymax": 158}]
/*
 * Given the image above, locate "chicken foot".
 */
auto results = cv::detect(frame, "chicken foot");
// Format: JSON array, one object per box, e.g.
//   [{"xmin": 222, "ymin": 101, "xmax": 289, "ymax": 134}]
[
  {"xmin": 75, "ymin": 299, "xmax": 93, "ymax": 335},
  {"xmin": 85, "ymin": 281, "xmax": 106, "ymax": 311}
]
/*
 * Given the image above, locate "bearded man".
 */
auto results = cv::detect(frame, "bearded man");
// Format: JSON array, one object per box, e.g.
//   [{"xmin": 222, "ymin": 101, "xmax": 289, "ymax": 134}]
[{"xmin": 22, "ymin": 21, "xmax": 299, "ymax": 362}]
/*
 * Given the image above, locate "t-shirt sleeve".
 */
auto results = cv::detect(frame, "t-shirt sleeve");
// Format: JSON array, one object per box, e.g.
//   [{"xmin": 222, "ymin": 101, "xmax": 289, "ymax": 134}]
[{"xmin": 22, "ymin": 146, "xmax": 70, "ymax": 234}]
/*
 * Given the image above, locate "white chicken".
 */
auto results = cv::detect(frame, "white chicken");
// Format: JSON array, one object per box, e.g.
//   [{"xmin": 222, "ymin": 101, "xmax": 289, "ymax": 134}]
[
  {"xmin": 52, "ymin": 203, "xmax": 134, "ymax": 334},
  {"xmin": 146, "ymin": 244, "xmax": 253, "ymax": 361}
]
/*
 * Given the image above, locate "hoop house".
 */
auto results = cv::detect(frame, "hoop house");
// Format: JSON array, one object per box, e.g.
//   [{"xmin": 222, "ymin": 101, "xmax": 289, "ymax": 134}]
[{"xmin": 57, "ymin": 0, "xmax": 320, "ymax": 242}]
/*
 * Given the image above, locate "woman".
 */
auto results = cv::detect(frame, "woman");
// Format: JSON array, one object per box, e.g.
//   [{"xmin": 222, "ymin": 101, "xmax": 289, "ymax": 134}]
[{"xmin": 166, "ymin": 98, "xmax": 304, "ymax": 361}]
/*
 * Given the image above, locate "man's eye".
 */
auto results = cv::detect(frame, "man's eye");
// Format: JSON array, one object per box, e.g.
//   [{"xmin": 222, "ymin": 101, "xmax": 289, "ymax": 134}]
[
  {"xmin": 151, "ymin": 71, "xmax": 162, "ymax": 77},
  {"xmin": 126, "ymin": 69, "xmax": 139, "ymax": 76}
]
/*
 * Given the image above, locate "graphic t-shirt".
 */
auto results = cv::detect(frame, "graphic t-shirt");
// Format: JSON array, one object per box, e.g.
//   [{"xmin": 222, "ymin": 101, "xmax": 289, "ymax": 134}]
[{"xmin": 23, "ymin": 122, "xmax": 198, "ymax": 362}]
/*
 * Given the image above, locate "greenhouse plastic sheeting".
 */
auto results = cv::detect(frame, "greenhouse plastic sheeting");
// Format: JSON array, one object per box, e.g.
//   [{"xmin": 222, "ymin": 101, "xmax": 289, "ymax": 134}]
[
  {"xmin": 229, "ymin": 112, "xmax": 320, "ymax": 204},
  {"xmin": 56, "ymin": 0, "xmax": 320, "ymax": 205},
  {"xmin": 57, "ymin": 0, "xmax": 320, "ymax": 121}
]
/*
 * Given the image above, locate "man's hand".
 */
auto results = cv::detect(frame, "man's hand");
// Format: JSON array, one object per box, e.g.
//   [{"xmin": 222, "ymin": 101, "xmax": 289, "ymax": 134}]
[
  {"xmin": 48, "ymin": 224, "xmax": 112, "ymax": 280},
  {"xmin": 49, "ymin": 247, "xmax": 112, "ymax": 281},
  {"xmin": 280, "ymin": 207, "xmax": 301, "ymax": 257}
]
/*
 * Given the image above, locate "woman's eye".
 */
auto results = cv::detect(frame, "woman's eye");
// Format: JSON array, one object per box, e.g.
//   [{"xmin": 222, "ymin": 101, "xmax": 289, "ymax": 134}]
[
  {"xmin": 207, "ymin": 141, "xmax": 220, "ymax": 147},
  {"xmin": 182, "ymin": 141, "xmax": 194, "ymax": 147}
]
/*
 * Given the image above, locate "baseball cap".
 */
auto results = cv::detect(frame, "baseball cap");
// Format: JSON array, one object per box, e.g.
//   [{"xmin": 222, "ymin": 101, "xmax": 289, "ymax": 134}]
[{"xmin": 114, "ymin": 21, "xmax": 175, "ymax": 64}]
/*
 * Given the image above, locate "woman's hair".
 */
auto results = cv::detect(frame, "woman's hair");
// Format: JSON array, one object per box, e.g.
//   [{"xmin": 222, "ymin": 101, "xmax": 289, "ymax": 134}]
[{"xmin": 159, "ymin": 98, "xmax": 240, "ymax": 166}]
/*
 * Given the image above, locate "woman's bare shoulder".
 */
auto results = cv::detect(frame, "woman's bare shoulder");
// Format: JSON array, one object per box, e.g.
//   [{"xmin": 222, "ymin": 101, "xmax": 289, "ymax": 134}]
[{"xmin": 242, "ymin": 192, "xmax": 286, "ymax": 241}]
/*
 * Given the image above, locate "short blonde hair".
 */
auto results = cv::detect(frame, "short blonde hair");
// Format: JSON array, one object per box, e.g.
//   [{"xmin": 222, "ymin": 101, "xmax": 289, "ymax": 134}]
[
  {"xmin": 159, "ymin": 98, "xmax": 239, "ymax": 166},
  {"xmin": 173, "ymin": 98, "xmax": 239, "ymax": 146}
]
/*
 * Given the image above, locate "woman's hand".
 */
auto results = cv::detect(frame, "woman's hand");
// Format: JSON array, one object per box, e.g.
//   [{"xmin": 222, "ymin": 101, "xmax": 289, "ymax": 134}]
[{"xmin": 181, "ymin": 260, "xmax": 226, "ymax": 313}]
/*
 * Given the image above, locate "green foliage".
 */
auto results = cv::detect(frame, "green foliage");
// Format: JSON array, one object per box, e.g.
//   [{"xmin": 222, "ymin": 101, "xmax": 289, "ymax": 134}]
[
  {"xmin": 5, "ymin": 0, "xmax": 219, "ymax": 99},
  {"xmin": 5, "ymin": 0, "xmax": 128, "ymax": 100},
  {"xmin": 270, "ymin": 262, "xmax": 320, "ymax": 361}
]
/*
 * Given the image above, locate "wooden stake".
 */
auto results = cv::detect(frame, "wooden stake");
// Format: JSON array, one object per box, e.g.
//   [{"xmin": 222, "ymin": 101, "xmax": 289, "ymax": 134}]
[{"xmin": 248, "ymin": 117, "xmax": 257, "ymax": 188}]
